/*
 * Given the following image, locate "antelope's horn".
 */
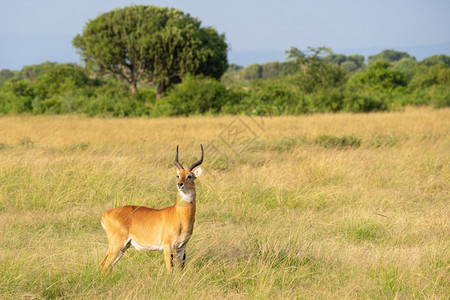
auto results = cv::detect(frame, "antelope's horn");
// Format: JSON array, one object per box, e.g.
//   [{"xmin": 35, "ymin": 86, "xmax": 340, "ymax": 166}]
[
  {"xmin": 188, "ymin": 144, "xmax": 204, "ymax": 171},
  {"xmin": 174, "ymin": 145, "xmax": 184, "ymax": 170}
]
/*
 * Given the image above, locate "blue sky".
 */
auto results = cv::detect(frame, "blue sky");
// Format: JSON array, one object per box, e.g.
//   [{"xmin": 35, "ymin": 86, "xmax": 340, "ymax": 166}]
[{"xmin": 1, "ymin": 0, "xmax": 449, "ymax": 70}]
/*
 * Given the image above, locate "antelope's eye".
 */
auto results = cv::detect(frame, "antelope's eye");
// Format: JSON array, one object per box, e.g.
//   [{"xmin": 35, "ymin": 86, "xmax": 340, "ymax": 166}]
[
  {"xmin": 176, "ymin": 175, "xmax": 180, "ymax": 178},
  {"xmin": 187, "ymin": 175, "xmax": 192, "ymax": 180}
]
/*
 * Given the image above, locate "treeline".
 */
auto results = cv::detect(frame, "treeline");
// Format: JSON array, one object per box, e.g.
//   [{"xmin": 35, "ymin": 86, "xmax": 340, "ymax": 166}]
[{"xmin": 0, "ymin": 48, "xmax": 449, "ymax": 117}]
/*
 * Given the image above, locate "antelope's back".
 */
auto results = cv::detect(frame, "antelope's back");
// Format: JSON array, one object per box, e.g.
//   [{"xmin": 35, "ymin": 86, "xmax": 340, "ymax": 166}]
[{"xmin": 101, "ymin": 205, "xmax": 171, "ymax": 241}]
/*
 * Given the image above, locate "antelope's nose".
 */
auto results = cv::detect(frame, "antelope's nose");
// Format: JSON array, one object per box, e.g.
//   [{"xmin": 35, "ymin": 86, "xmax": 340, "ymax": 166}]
[{"xmin": 178, "ymin": 182, "xmax": 184, "ymax": 188}]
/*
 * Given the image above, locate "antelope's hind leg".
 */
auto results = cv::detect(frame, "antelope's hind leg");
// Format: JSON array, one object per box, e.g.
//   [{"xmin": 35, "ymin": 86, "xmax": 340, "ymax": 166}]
[
  {"xmin": 100, "ymin": 241, "xmax": 131, "ymax": 275},
  {"xmin": 99, "ymin": 252, "xmax": 109, "ymax": 270}
]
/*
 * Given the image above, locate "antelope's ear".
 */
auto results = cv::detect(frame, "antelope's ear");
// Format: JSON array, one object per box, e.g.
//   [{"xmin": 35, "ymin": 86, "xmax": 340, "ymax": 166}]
[{"xmin": 193, "ymin": 167, "xmax": 202, "ymax": 178}]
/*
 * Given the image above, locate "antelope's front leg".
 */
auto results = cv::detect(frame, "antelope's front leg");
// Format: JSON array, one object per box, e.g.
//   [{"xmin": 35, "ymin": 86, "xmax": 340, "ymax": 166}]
[
  {"xmin": 163, "ymin": 245, "xmax": 173, "ymax": 273},
  {"xmin": 176, "ymin": 246, "xmax": 187, "ymax": 270}
]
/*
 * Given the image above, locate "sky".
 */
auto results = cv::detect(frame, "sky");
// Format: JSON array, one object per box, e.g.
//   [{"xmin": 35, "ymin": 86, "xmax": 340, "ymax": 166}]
[{"xmin": 1, "ymin": 0, "xmax": 449, "ymax": 70}]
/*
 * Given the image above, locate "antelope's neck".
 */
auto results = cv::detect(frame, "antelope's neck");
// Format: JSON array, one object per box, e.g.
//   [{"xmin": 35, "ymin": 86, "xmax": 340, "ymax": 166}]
[
  {"xmin": 176, "ymin": 189, "xmax": 196, "ymax": 232},
  {"xmin": 176, "ymin": 189, "xmax": 196, "ymax": 208}
]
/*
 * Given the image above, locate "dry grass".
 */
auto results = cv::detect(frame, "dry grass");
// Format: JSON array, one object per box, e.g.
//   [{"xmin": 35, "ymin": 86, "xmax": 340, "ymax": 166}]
[{"xmin": 0, "ymin": 108, "xmax": 449, "ymax": 299}]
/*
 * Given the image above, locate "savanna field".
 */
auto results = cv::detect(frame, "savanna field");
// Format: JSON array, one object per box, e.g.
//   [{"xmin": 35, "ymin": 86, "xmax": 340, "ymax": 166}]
[{"xmin": 0, "ymin": 108, "xmax": 449, "ymax": 299}]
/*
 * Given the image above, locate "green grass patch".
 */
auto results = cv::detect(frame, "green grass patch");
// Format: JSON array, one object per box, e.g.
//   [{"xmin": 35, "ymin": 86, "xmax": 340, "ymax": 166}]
[
  {"xmin": 313, "ymin": 134, "xmax": 361, "ymax": 149},
  {"xmin": 338, "ymin": 219, "xmax": 388, "ymax": 243}
]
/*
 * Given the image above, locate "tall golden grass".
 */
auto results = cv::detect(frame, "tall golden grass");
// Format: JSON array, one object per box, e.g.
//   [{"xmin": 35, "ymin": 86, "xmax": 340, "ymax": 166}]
[{"xmin": 0, "ymin": 108, "xmax": 449, "ymax": 298}]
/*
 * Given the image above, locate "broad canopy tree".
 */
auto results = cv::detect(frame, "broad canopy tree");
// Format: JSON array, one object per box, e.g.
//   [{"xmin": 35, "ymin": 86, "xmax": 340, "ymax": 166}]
[
  {"xmin": 285, "ymin": 47, "xmax": 347, "ymax": 92},
  {"xmin": 367, "ymin": 49, "xmax": 412, "ymax": 65},
  {"xmin": 73, "ymin": 5, "xmax": 228, "ymax": 96}
]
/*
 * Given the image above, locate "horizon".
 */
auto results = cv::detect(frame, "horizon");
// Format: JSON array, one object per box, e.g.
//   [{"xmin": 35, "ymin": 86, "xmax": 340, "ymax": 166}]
[{"xmin": 2, "ymin": 33, "xmax": 449, "ymax": 71}]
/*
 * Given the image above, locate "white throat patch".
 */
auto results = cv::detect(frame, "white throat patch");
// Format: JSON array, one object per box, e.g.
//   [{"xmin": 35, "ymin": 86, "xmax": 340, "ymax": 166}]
[{"xmin": 179, "ymin": 190, "xmax": 194, "ymax": 203}]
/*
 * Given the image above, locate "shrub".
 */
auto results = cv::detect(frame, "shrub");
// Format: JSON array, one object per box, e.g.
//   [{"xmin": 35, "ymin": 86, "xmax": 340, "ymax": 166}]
[
  {"xmin": 307, "ymin": 87, "xmax": 344, "ymax": 112},
  {"xmin": 420, "ymin": 54, "xmax": 450, "ymax": 67},
  {"xmin": 343, "ymin": 91, "xmax": 387, "ymax": 112},
  {"xmin": 0, "ymin": 79, "xmax": 35, "ymax": 113},
  {"xmin": 408, "ymin": 64, "xmax": 450, "ymax": 90},
  {"xmin": 347, "ymin": 61, "xmax": 408, "ymax": 93},
  {"xmin": 244, "ymin": 79, "xmax": 301, "ymax": 115},
  {"xmin": 219, "ymin": 84, "xmax": 248, "ymax": 115},
  {"xmin": 164, "ymin": 75, "xmax": 228, "ymax": 116},
  {"xmin": 147, "ymin": 99, "xmax": 173, "ymax": 117},
  {"xmin": 393, "ymin": 57, "xmax": 419, "ymax": 81},
  {"xmin": 429, "ymin": 85, "xmax": 450, "ymax": 108},
  {"xmin": 0, "ymin": 69, "xmax": 15, "ymax": 85},
  {"xmin": 34, "ymin": 64, "xmax": 93, "ymax": 100}
]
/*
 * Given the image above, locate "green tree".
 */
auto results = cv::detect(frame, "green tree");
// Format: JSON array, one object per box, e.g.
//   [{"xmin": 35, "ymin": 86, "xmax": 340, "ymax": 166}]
[
  {"xmin": 0, "ymin": 78, "xmax": 35, "ymax": 113},
  {"xmin": 18, "ymin": 62, "xmax": 57, "ymax": 82},
  {"xmin": 409, "ymin": 63, "xmax": 450, "ymax": 90},
  {"xmin": 347, "ymin": 60, "xmax": 407, "ymax": 92},
  {"xmin": 286, "ymin": 47, "xmax": 347, "ymax": 93},
  {"xmin": 73, "ymin": 5, "xmax": 228, "ymax": 96},
  {"xmin": 242, "ymin": 64, "xmax": 262, "ymax": 80},
  {"xmin": 326, "ymin": 53, "xmax": 365, "ymax": 72},
  {"xmin": 195, "ymin": 27, "xmax": 228, "ymax": 81},
  {"xmin": 368, "ymin": 49, "xmax": 411, "ymax": 65},
  {"xmin": 393, "ymin": 57, "xmax": 419, "ymax": 81},
  {"xmin": 221, "ymin": 64, "xmax": 244, "ymax": 85},
  {"xmin": 326, "ymin": 54, "xmax": 347, "ymax": 65},
  {"xmin": 0, "ymin": 69, "xmax": 15, "ymax": 85},
  {"xmin": 421, "ymin": 54, "xmax": 450, "ymax": 67},
  {"xmin": 227, "ymin": 64, "xmax": 243, "ymax": 72},
  {"xmin": 34, "ymin": 64, "xmax": 92, "ymax": 99},
  {"xmin": 347, "ymin": 54, "xmax": 365, "ymax": 69},
  {"xmin": 261, "ymin": 62, "xmax": 287, "ymax": 79},
  {"xmin": 341, "ymin": 61, "xmax": 358, "ymax": 72},
  {"xmin": 286, "ymin": 46, "xmax": 332, "ymax": 69}
]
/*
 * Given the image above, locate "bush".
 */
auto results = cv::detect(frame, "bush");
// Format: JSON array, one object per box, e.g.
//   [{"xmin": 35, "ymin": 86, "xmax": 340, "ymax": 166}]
[
  {"xmin": 147, "ymin": 99, "xmax": 173, "ymax": 117},
  {"xmin": 347, "ymin": 61, "xmax": 408, "ymax": 93},
  {"xmin": 307, "ymin": 87, "xmax": 344, "ymax": 113},
  {"xmin": 0, "ymin": 54, "xmax": 448, "ymax": 117},
  {"xmin": 408, "ymin": 64, "xmax": 450, "ymax": 90},
  {"xmin": 0, "ymin": 79, "xmax": 35, "ymax": 113},
  {"xmin": 0, "ymin": 69, "xmax": 15, "ymax": 85},
  {"xmin": 429, "ymin": 85, "xmax": 450, "ymax": 108},
  {"xmin": 219, "ymin": 84, "xmax": 248, "ymax": 115},
  {"xmin": 420, "ymin": 54, "xmax": 450, "ymax": 67},
  {"xmin": 164, "ymin": 75, "xmax": 228, "ymax": 116},
  {"xmin": 34, "ymin": 64, "xmax": 93, "ymax": 100},
  {"xmin": 244, "ymin": 79, "xmax": 302, "ymax": 115},
  {"xmin": 393, "ymin": 58, "xmax": 419, "ymax": 81},
  {"xmin": 343, "ymin": 91, "xmax": 387, "ymax": 112},
  {"xmin": 81, "ymin": 82, "xmax": 155, "ymax": 117}
]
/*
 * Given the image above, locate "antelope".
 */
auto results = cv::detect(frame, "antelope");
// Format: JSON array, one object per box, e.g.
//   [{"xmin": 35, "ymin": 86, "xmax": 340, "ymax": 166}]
[{"xmin": 99, "ymin": 145, "xmax": 203, "ymax": 274}]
